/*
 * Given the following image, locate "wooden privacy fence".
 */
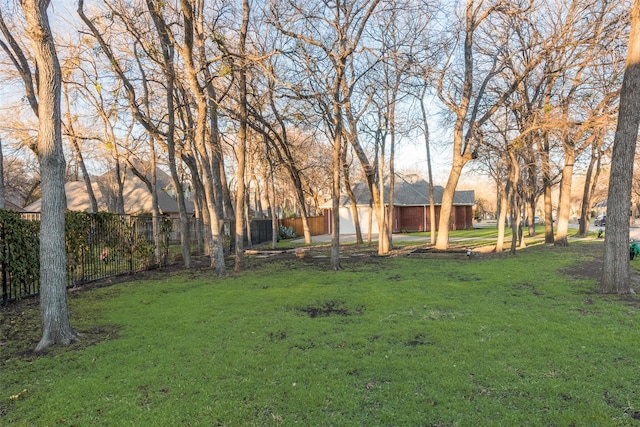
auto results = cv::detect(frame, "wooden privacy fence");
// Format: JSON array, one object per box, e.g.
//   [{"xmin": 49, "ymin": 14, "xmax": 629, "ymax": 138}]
[{"xmin": 279, "ymin": 216, "xmax": 327, "ymax": 237}]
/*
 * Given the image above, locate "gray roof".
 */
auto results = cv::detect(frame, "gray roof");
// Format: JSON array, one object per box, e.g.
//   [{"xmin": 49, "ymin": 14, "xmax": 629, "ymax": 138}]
[
  {"xmin": 24, "ymin": 177, "xmax": 193, "ymax": 215},
  {"xmin": 323, "ymin": 178, "xmax": 475, "ymax": 208}
]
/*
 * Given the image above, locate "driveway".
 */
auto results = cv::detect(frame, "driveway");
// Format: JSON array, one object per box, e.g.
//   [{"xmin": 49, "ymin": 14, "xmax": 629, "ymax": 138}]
[
  {"xmin": 294, "ymin": 225, "xmax": 640, "ymax": 244},
  {"xmin": 292, "ymin": 233, "xmax": 430, "ymax": 244}
]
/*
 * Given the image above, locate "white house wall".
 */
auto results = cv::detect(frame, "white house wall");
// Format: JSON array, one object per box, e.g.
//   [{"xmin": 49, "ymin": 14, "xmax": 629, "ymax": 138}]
[{"xmin": 338, "ymin": 206, "xmax": 379, "ymax": 234}]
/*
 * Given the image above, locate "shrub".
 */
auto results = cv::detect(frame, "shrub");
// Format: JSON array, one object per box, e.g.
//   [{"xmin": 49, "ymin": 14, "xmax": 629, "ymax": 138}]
[{"xmin": 278, "ymin": 225, "xmax": 296, "ymax": 240}]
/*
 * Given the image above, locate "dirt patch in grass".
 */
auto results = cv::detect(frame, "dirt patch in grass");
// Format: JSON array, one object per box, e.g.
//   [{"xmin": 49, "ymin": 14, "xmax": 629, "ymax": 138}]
[
  {"xmin": 559, "ymin": 249, "xmax": 640, "ymax": 304},
  {"xmin": 0, "ymin": 294, "xmax": 121, "ymax": 363},
  {"xmin": 295, "ymin": 300, "xmax": 365, "ymax": 318},
  {"xmin": 560, "ymin": 258, "xmax": 604, "ymax": 282}
]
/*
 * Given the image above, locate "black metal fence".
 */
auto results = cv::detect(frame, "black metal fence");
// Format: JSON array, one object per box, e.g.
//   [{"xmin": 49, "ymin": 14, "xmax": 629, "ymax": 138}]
[
  {"xmin": 1, "ymin": 212, "xmax": 274, "ymax": 305},
  {"xmin": 1, "ymin": 212, "xmax": 164, "ymax": 305}
]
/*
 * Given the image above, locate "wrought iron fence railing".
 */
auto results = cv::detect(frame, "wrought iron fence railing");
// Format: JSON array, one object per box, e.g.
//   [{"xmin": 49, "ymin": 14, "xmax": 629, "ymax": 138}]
[
  {"xmin": 1, "ymin": 212, "xmax": 169, "ymax": 305},
  {"xmin": 1, "ymin": 212, "xmax": 274, "ymax": 305}
]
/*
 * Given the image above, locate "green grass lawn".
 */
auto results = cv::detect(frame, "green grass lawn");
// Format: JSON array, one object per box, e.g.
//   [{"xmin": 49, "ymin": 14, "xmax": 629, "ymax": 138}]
[{"xmin": 2, "ymin": 241, "xmax": 640, "ymax": 425}]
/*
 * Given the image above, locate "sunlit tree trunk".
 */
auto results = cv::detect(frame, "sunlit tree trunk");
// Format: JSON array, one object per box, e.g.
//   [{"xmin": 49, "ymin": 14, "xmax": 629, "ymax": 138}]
[
  {"xmin": 578, "ymin": 142, "xmax": 602, "ymax": 237},
  {"xmin": 234, "ymin": 0, "xmax": 250, "ymax": 272},
  {"xmin": 554, "ymin": 148, "xmax": 575, "ymax": 246}
]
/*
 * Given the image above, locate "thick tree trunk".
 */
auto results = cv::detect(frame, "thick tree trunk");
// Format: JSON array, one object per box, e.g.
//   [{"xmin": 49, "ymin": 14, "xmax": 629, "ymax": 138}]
[
  {"xmin": 388, "ymin": 124, "xmax": 396, "ymax": 250},
  {"xmin": 435, "ymin": 158, "xmax": 465, "ymax": 250},
  {"xmin": 265, "ymin": 154, "xmax": 279, "ymax": 250},
  {"xmin": 0, "ymin": 135, "xmax": 4, "ymax": 209},
  {"xmin": 23, "ymin": 0, "xmax": 79, "ymax": 353},
  {"xmin": 601, "ymin": 0, "xmax": 640, "ymax": 294},
  {"xmin": 554, "ymin": 150, "xmax": 575, "ymax": 246}
]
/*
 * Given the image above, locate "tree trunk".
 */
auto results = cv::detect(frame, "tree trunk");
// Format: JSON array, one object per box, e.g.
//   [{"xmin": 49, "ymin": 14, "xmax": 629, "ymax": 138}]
[
  {"xmin": 265, "ymin": 152, "xmax": 279, "ymax": 250},
  {"xmin": 496, "ymin": 178, "xmax": 507, "ymax": 253},
  {"xmin": 507, "ymin": 148, "xmax": 522, "ymax": 255},
  {"xmin": 234, "ymin": 0, "xmax": 250, "ymax": 272},
  {"xmin": 420, "ymin": 90, "xmax": 436, "ymax": 244},
  {"xmin": 539, "ymin": 136, "xmax": 555, "ymax": 244},
  {"xmin": 578, "ymin": 143, "xmax": 601, "ymax": 237},
  {"xmin": 342, "ymin": 146, "xmax": 363, "ymax": 244},
  {"xmin": 331, "ymin": 128, "xmax": 342, "ymax": 270},
  {"xmin": 554, "ymin": 149, "xmax": 575, "ymax": 246},
  {"xmin": 23, "ymin": 0, "xmax": 79, "ymax": 353},
  {"xmin": 601, "ymin": 0, "xmax": 640, "ymax": 294},
  {"xmin": 62, "ymin": 81, "xmax": 98, "ymax": 213},
  {"xmin": 0, "ymin": 135, "xmax": 4, "ymax": 209},
  {"xmin": 435, "ymin": 158, "xmax": 465, "ymax": 250},
  {"xmin": 388, "ymin": 116, "xmax": 396, "ymax": 250}
]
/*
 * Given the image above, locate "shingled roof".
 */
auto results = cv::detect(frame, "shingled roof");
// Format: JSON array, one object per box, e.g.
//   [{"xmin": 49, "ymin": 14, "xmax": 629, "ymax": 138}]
[
  {"xmin": 330, "ymin": 178, "xmax": 474, "ymax": 207},
  {"xmin": 24, "ymin": 176, "xmax": 193, "ymax": 215}
]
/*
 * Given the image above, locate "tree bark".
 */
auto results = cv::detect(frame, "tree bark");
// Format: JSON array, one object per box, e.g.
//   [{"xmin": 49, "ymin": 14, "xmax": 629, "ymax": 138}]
[
  {"xmin": 22, "ymin": 0, "xmax": 79, "ymax": 353},
  {"xmin": 330, "ymin": 102, "xmax": 342, "ymax": 271},
  {"xmin": 419, "ymin": 89, "xmax": 436, "ymax": 243},
  {"xmin": 0, "ymin": 135, "xmax": 4, "ymax": 209},
  {"xmin": 601, "ymin": 0, "xmax": 640, "ymax": 294},
  {"xmin": 234, "ymin": 0, "xmax": 250, "ymax": 272},
  {"xmin": 554, "ymin": 149, "xmax": 575, "ymax": 246},
  {"xmin": 342, "ymin": 145, "xmax": 363, "ymax": 244},
  {"xmin": 578, "ymin": 142, "xmax": 602, "ymax": 237},
  {"xmin": 495, "ymin": 175, "xmax": 507, "ymax": 253}
]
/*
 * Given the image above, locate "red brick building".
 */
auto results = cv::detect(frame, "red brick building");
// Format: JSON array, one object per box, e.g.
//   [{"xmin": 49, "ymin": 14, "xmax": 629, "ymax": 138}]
[{"xmin": 322, "ymin": 177, "xmax": 475, "ymax": 234}]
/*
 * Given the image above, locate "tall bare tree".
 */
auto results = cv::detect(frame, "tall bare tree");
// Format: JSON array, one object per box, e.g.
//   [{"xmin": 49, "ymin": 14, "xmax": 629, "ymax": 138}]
[
  {"xmin": 273, "ymin": 0, "xmax": 382, "ymax": 268},
  {"xmin": 21, "ymin": 0, "xmax": 79, "ymax": 352},
  {"xmin": 434, "ymin": 0, "xmax": 540, "ymax": 250},
  {"xmin": 234, "ymin": 0, "xmax": 250, "ymax": 272},
  {"xmin": 78, "ymin": 0, "xmax": 193, "ymax": 268}
]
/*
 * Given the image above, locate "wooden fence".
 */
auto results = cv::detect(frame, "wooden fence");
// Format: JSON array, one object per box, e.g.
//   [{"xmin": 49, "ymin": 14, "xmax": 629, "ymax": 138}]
[{"xmin": 279, "ymin": 216, "xmax": 327, "ymax": 237}]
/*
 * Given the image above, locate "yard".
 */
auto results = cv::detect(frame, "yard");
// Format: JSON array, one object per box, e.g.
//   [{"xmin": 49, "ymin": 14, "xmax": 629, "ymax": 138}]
[{"xmin": 2, "ymin": 239, "xmax": 640, "ymax": 425}]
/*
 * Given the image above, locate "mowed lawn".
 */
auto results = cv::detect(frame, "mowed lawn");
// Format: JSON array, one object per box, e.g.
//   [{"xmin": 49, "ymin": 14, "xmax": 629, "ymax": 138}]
[{"xmin": 2, "ymin": 241, "xmax": 640, "ymax": 425}]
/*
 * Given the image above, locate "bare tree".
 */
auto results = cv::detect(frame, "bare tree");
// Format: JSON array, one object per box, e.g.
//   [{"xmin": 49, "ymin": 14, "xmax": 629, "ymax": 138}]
[
  {"xmin": 434, "ymin": 0, "xmax": 540, "ymax": 250},
  {"xmin": 21, "ymin": 0, "xmax": 79, "ymax": 352},
  {"xmin": 234, "ymin": 0, "xmax": 250, "ymax": 272},
  {"xmin": 61, "ymin": 70, "xmax": 98, "ymax": 213},
  {"xmin": 601, "ymin": 0, "xmax": 640, "ymax": 294},
  {"xmin": 78, "ymin": 0, "xmax": 194, "ymax": 268},
  {"xmin": 273, "ymin": 0, "xmax": 382, "ymax": 268}
]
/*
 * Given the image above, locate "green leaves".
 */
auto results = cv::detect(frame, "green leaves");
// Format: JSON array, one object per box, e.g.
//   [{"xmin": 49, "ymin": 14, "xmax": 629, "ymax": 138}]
[{"xmin": 0, "ymin": 210, "xmax": 40, "ymax": 301}]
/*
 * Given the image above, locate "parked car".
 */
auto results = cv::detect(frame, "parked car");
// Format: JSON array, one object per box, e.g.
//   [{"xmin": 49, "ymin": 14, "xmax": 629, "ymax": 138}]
[{"xmin": 595, "ymin": 215, "xmax": 606, "ymax": 227}]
